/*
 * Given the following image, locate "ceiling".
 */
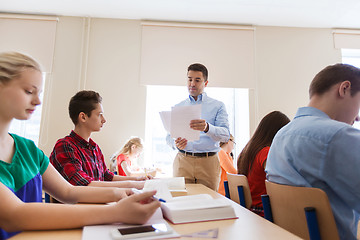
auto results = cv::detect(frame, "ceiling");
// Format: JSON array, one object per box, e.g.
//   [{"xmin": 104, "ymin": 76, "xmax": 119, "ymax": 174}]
[{"xmin": 1, "ymin": 0, "xmax": 360, "ymax": 29}]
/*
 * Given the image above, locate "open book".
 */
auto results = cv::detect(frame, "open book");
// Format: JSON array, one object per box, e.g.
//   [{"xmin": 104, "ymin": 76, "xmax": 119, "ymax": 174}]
[{"xmin": 161, "ymin": 194, "xmax": 237, "ymax": 224}]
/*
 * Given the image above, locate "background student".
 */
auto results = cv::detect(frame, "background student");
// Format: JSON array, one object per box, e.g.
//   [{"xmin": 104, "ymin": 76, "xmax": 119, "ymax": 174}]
[
  {"xmin": 266, "ymin": 63, "xmax": 360, "ymax": 240},
  {"xmin": 237, "ymin": 111, "xmax": 289, "ymax": 216},
  {"xmin": 50, "ymin": 90, "xmax": 146, "ymax": 191},
  {"xmin": 110, "ymin": 137, "xmax": 156, "ymax": 177},
  {"xmin": 217, "ymin": 134, "xmax": 237, "ymax": 196},
  {"xmin": 0, "ymin": 52, "xmax": 160, "ymax": 239}
]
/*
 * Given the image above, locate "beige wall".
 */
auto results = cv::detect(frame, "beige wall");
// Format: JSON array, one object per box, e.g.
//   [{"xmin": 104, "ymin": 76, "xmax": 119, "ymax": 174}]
[
  {"xmin": 253, "ymin": 26, "xmax": 341, "ymax": 126},
  {"xmin": 39, "ymin": 17, "xmax": 146, "ymax": 163},
  {"xmin": 39, "ymin": 17, "xmax": 85, "ymax": 156},
  {"xmin": 85, "ymin": 18, "xmax": 145, "ymax": 162},
  {"xmin": 38, "ymin": 16, "xmax": 342, "ymax": 163}
]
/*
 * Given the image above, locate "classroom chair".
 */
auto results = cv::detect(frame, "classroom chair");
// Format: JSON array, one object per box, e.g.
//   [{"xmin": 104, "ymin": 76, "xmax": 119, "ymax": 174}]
[
  {"xmin": 261, "ymin": 180, "xmax": 339, "ymax": 240},
  {"xmin": 44, "ymin": 192, "xmax": 51, "ymax": 203},
  {"xmin": 224, "ymin": 173, "xmax": 252, "ymax": 209},
  {"xmin": 44, "ymin": 192, "xmax": 61, "ymax": 203}
]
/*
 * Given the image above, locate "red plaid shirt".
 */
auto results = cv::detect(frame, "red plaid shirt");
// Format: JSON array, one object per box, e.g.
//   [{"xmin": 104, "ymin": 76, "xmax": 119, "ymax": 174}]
[{"xmin": 50, "ymin": 131, "xmax": 114, "ymax": 186}]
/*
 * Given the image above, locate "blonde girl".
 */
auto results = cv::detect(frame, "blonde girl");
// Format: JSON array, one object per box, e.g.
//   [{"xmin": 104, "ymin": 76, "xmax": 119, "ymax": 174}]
[
  {"xmin": 111, "ymin": 137, "xmax": 155, "ymax": 178},
  {"xmin": 0, "ymin": 52, "xmax": 159, "ymax": 239}
]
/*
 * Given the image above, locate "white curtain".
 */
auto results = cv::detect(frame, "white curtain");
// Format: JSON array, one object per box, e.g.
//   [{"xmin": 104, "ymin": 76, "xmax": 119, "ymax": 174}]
[
  {"xmin": 140, "ymin": 22, "xmax": 255, "ymax": 88},
  {"xmin": 0, "ymin": 14, "xmax": 58, "ymax": 72},
  {"xmin": 333, "ymin": 29, "xmax": 360, "ymax": 49}
]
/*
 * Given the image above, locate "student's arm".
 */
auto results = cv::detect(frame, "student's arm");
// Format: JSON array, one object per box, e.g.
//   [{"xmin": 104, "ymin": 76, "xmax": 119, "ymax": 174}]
[
  {"xmin": 88, "ymin": 178, "xmax": 145, "ymax": 190},
  {"xmin": 42, "ymin": 164, "xmax": 131, "ymax": 203},
  {"xmin": 119, "ymin": 161, "xmax": 154, "ymax": 179},
  {"xmin": 219, "ymin": 151, "xmax": 237, "ymax": 174},
  {"xmin": 112, "ymin": 174, "xmax": 150, "ymax": 181},
  {"xmin": 121, "ymin": 160, "xmax": 132, "ymax": 176},
  {"xmin": 116, "ymin": 154, "xmax": 150, "ymax": 180},
  {"xmin": 0, "ymin": 181, "xmax": 160, "ymax": 232}
]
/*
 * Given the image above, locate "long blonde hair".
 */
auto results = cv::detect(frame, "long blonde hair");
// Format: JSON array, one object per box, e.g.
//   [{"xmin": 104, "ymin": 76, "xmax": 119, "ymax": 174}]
[
  {"xmin": 110, "ymin": 137, "xmax": 143, "ymax": 171},
  {"xmin": 110, "ymin": 137, "xmax": 143, "ymax": 162},
  {"xmin": 0, "ymin": 52, "xmax": 41, "ymax": 84},
  {"xmin": 118, "ymin": 137, "xmax": 143, "ymax": 156}
]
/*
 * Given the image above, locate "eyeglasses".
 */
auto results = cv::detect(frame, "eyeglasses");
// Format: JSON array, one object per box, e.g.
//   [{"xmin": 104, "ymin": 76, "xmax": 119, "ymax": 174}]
[{"xmin": 230, "ymin": 139, "xmax": 236, "ymax": 145}]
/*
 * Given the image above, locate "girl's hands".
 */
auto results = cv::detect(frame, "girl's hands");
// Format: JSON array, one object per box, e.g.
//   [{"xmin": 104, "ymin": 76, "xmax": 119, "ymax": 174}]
[{"xmin": 113, "ymin": 190, "xmax": 160, "ymax": 224}]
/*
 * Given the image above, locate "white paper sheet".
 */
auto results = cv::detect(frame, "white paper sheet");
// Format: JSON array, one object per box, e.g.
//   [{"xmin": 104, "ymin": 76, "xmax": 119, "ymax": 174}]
[
  {"xmin": 82, "ymin": 208, "xmax": 179, "ymax": 240},
  {"xmin": 159, "ymin": 111, "xmax": 171, "ymax": 133},
  {"xmin": 143, "ymin": 179, "xmax": 174, "ymax": 202},
  {"xmin": 170, "ymin": 104, "xmax": 201, "ymax": 141},
  {"xmin": 154, "ymin": 177, "xmax": 186, "ymax": 191}
]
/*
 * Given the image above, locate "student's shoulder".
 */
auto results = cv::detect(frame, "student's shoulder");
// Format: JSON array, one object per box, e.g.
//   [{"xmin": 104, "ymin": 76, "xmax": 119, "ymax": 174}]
[
  {"xmin": 54, "ymin": 134, "xmax": 79, "ymax": 148},
  {"xmin": 330, "ymin": 120, "xmax": 360, "ymax": 140},
  {"xmin": 257, "ymin": 146, "xmax": 270, "ymax": 160},
  {"xmin": 10, "ymin": 133, "xmax": 36, "ymax": 148},
  {"xmin": 218, "ymin": 149, "xmax": 227, "ymax": 158},
  {"xmin": 284, "ymin": 115, "xmax": 351, "ymax": 143},
  {"xmin": 259, "ymin": 146, "xmax": 270, "ymax": 155},
  {"xmin": 10, "ymin": 134, "xmax": 47, "ymax": 162},
  {"xmin": 118, "ymin": 154, "xmax": 128, "ymax": 162}
]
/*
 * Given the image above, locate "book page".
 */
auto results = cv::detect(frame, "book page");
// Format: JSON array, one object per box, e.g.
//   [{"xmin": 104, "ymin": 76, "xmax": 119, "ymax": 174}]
[
  {"xmin": 164, "ymin": 196, "xmax": 231, "ymax": 211},
  {"xmin": 168, "ymin": 194, "xmax": 212, "ymax": 202},
  {"xmin": 143, "ymin": 177, "xmax": 187, "ymax": 201},
  {"xmin": 153, "ymin": 177, "xmax": 186, "ymax": 190},
  {"xmin": 143, "ymin": 179, "xmax": 174, "ymax": 202}
]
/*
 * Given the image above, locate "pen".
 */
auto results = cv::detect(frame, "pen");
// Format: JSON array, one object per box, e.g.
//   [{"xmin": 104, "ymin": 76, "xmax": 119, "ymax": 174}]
[
  {"xmin": 131, "ymin": 188, "xmax": 167, "ymax": 203},
  {"xmin": 153, "ymin": 196, "xmax": 167, "ymax": 203}
]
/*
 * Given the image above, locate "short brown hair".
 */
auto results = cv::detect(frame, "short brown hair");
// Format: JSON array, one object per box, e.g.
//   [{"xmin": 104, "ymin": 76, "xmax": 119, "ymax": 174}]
[
  {"xmin": 69, "ymin": 90, "xmax": 102, "ymax": 125},
  {"xmin": 309, "ymin": 63, "xmax": 360, "ymax": 98},
  {"xmin": 188, "ymin": 63, "xmax": 208, "ymax": 81}
]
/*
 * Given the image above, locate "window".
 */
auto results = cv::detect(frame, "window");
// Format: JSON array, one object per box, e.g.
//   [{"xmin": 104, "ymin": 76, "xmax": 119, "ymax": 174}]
[
  {"xmin": 144, "ymin": 85, "xmax": 249, "ymax": 176},
  {"xmin": 342, "ymin": 49, "xmax": 360, "ymax": 130},
  {"xmin": 8, "ymin": 73, "xmax": 46, "ymax": 146},
  {"xmin": 342, "ymin": 49, "xmax": 360, "ymax": 67}
]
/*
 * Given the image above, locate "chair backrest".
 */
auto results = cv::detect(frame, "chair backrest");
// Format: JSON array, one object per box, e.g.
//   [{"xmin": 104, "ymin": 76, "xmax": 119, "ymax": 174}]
[
  {"xmin": 265, "ymin": 180, "xmax": 339, "ymax": 240},
  {"xmin": 226, "ymin": 173, "xmax": 252, "ymax": 209}
]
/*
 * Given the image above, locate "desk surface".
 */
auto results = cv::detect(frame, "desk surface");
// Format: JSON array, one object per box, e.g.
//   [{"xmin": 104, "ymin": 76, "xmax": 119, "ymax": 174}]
[{"xmin": 10, "ymin": 184, "xmax": 300, "ymax": 240}]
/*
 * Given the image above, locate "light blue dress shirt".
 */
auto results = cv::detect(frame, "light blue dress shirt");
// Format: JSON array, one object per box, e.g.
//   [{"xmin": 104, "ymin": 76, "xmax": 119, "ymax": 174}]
[
  {"xmin": 167, "ymin": 92, "xmax": 230, "ymax": 153},
  {"xmin": 266, "ymin": 107, "xmax": 360, "ymax": 240}
]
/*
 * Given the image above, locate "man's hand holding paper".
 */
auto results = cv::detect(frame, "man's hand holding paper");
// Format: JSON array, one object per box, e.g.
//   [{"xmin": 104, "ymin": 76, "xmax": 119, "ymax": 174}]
[
  {"xmin": 174, "ymin": 137, "xmax": 187, "ymax": 150},
  {"xmin": 189, "ymin": 119, "xmax": 208, "ymax": 132},
  {"xmin": 159, "ymin": 104, "xmax": 203, "ymax": 142}
]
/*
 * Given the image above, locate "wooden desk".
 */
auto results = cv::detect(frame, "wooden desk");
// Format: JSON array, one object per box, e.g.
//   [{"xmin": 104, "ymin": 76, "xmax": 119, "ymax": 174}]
[{"xmin": 10, "ymin": 184, "xmax": 300, "ymax": 240}]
